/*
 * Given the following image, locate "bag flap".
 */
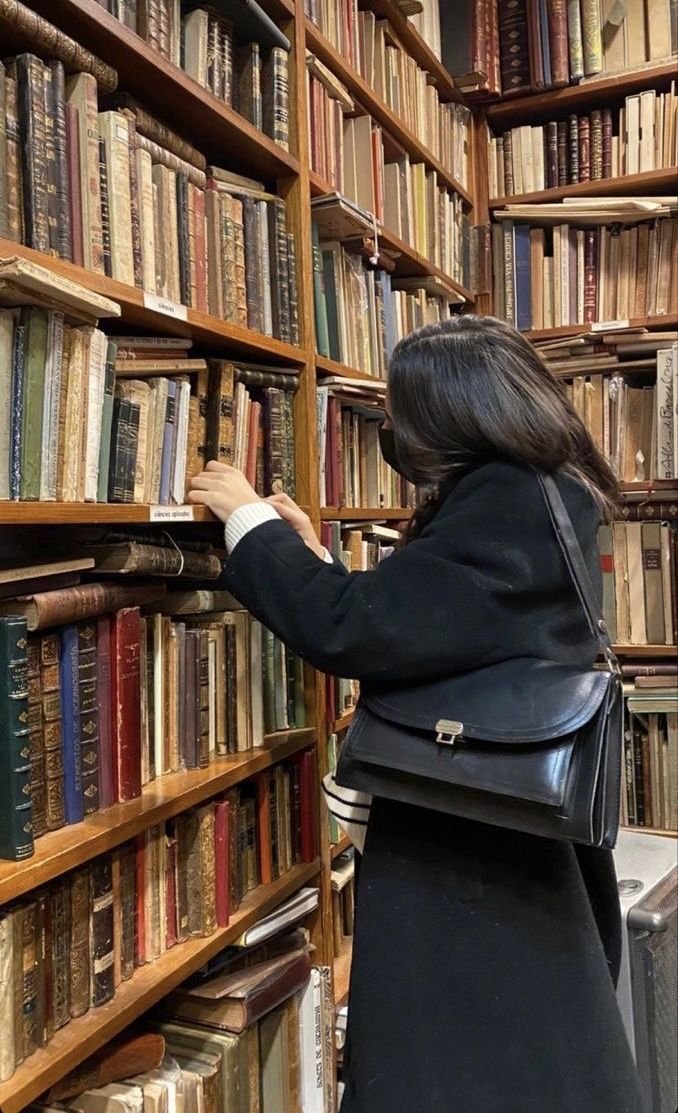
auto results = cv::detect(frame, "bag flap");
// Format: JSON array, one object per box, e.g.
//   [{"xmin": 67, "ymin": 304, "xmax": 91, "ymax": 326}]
[{"xmin": 361, "ymin": 658, "xmax": 613, "ymax": 743}]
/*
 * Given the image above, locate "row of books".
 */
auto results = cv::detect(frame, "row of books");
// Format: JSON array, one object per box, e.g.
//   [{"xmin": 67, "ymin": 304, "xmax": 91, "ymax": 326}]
[
  {"xmin": 0, "ymin": 778, "xmax": 319, "ymax": 1083},
  {"xmin": 622, "ymin": 706, "xmax": 677, "ymax": 831},
  {"xmin": 312, "ymin": 232, "xmax": 457, "ymax": 377},
  {"xmin": 0, "ymin": 569, "xmax": 308, "ymax": 860},
  {"xmin": 316, "ymin": 385, "xmax": 413, "ymax": 509},
  {"xmin": 446, "ymin": 0, "xmax": 677, "ymax": 100},
  {"xmin": 488, "ymin": 86, "xmax": 678, "ymax": 198},
  {"xmin": 18, "ymin": 928, "xmax": 334, "ymax": 1111},
  {"xmin": 492, "ymin": 215, "xmax": 678, "ymax": 332},
  {"xmin": 305, "ymin": 1, "xmax": 466, "ymax": 180},
  {"xmin": 599, "ymin": 521, "xmax": 676, "ymax": 647},
  {"xmin": 3, "ymin": 52, "xmax": 299, "ymax": 337},
  {"xmin": 322, "ymin": 522, "xmax": 397, "ymax": 725},
  {"xmin": 93, "ymin": 0, "xmax": 291, "ymax": 148}
]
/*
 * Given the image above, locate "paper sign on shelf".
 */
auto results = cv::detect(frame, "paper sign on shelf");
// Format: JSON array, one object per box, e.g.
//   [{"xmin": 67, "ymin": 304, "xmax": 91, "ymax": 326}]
[
  {"xmin": 149, "ymin": 505, "xmax": 195, "ymax": 522},
  {"xmin": 143, "ymin": 291, "xmax": 188, "ymax": 321}
]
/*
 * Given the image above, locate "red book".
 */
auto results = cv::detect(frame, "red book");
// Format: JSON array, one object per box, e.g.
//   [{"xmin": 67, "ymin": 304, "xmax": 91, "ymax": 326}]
[
  {"xmin": 215, "ymin": 799, "xmax": 230, "ymax": 928},
  {"xmin": 255, "ymin": 775, "xmax": 273, "ymax": 886},
  {"xmin": 65, "ymin": 103, "xmax": 84, "ymax": 267},
  {"xmin": 547, "ymin": 0, "xmax": 570, "ymax": 88},
  {"xmin": 297, "ymin": 748, "xmax": 319, "ymax": 863},
  {"xmin": 96, "ymin": 614, "xmax": 114, "ymax": 809},
  {"xmin": 583, "ymin": 229, "xmax": 598, "ymax": 323},
  {"xmin": 134, "ymin": 833, "xmax": 146, "ymax": 966},
  {"xmin": 110, "ymin": 607, "xmax": 142, "ymax": 803},
  {"xmin": 165, "ymin": 833, "xmax": 178, "ymax": 948},
  {"xmin": 245, "ymin": 401, "xmax": 261, "ymax": 487}
]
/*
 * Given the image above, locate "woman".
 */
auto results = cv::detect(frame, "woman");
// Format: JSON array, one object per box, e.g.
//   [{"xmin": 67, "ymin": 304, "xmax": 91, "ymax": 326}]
[{"xmin": 189, "ymin": 316, "xmax": 643, "ymax": 1113}]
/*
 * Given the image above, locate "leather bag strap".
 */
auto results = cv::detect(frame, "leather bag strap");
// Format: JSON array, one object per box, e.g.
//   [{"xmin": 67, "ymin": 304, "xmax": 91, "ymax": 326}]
[{"xmin": 536, "ymin": 472, "xmax": 619, "ymax": 671}]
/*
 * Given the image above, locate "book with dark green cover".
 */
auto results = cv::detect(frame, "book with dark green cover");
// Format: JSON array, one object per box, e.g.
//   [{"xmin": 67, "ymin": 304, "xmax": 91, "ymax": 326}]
[
  {"xmin": 15, "ymin": 54, "xmax": 50, "ymax": 253},
  {"xmin": 19, "ymin": 307, "xmax": 48, "ymax": 501},
  {"xmin": 97, "ymin": 340, "xmax": 118, "ymax": 502},
  {"xmin": 10, "ymin": 323, "xmax": 26, "ymax": 502},
  {"xmin": 311, "ymin": 222, "xmax": 329, "ymax": 357},
  {"xmin": 0, "ymin": 61, "xmax": 8, "ymax": 238},
  {"xmin": 0, "ymin": 615, "xmax": 33, "ymax": 861},
  {"xmin": 48, "ymin": 60, "xmax": 72, "ymax": 262}
]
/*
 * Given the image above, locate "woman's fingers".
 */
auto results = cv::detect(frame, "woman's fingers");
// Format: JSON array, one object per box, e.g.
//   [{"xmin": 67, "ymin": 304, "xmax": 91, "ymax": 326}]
[{"xmin": 189, "ymin": 474, "xmax": 224, "ymax": 490}]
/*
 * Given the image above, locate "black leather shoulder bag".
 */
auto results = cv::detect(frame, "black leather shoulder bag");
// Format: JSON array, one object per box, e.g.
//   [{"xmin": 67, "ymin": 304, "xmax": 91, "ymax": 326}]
[{"xmin": 335, "ymin": 472, "xmax": 623, "ymax": 848}]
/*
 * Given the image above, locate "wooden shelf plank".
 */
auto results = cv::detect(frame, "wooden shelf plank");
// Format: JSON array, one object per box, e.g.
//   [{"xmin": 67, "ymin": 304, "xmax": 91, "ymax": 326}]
[
  {"xmin": 612, "ymin": 645, "xmax": 677, "ymax": 657},
  {"xmin": 25, "ymin": 0, "xmax": 298, "ymax": 180},
  {"xmin": 0, "ymin": 731, "xmax": 316, "ymax": 905},
  {"xmin": 316, "ymin": 355, "xmax": 386, "ymax": 383},
  {"xmin": 621, "ymin": 826, "xmax": 678, "ymax": 838},
  {"xmin": 489, "ymin": 168, "xmax": 678, "ymax": 208},
  {"xmin": 0, "ymin": 859, "xmax": 321, "ymax": 1113},
  {"xmin": 332, "ymin": 709, "xmax": 355, "ymax": 734},
  {"xmin": 0, "ymin": 239, "xmax": 305, "ymax": 363},
  {"xmin": 486, "ymin": 62, "xmax": 678, "ymax": 126},
  {"xmin": 525, "ymin": 316, "xmax": 678, "ymax": 342},
  {"xmin": 320, "ymin": 507, "xmax": 412, "ymax": 520},
  {"xmin": 308, "ymin": 174, "xmax": 474, "ymax": 302},
  {"xmin": 304, "ymin": 21, "xmax": 472, "ymax": 206},
  {"xmin": 0, "ymin": 502, "xmax": 216, "ymax": 525},
  {"xmin": 331, "ymin": 834, "xmax": 353, "ymax": 861},
  {"xmin": 333, "ymin": 937, "xmax": 353, "ymax": 1007}
]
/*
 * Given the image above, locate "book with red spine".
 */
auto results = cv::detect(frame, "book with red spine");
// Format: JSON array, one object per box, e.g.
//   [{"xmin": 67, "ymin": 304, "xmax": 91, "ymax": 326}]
[
  {"xmin": 110, "ymin": 606, "xmax": 142, "ymax": 803},
  {"xmin": 297, "ymin": 748, "xmax": 319, "ymax": 863},
  {"xmin": 215, "ymin": 798, "xmax": 231, "ymax": 928}
]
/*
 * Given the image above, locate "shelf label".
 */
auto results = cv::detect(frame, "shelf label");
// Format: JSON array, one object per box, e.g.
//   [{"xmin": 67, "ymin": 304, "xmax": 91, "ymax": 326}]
[
  {"xmin": 143, "ymin": 291, "xmax": 188, "ymax": 321},
  {"xmin": 149, "ymin": 505, "xmax": 195, "ymax": 522},
  {"xmin": 590, "ymin": 319, "xmax": 630, "ymax": 332}
]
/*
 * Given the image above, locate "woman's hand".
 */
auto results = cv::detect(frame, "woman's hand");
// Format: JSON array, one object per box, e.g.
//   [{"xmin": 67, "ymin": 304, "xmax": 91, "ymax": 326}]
[
  {"xmin": 188, "ymin": 461, "xmax": 261, "ymax": 522},
  {"xmin": 264, "ymin": 493, "xmax": 327, "ymax": 560}
]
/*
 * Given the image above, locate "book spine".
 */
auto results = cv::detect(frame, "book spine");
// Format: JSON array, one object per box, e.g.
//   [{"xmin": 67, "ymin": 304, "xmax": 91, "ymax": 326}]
[
  {"xmin": 41, "ymin": 633, "xmax": 65, "ymax": 832},
  {"xmin": 4, "ymin": 71, "xmax": 23, "ymax": 242},
  {"xmin": 69, "ymin": 866, "xmax": 91, "ymax": 1017},
  {"xmin": 26, "ymin": 639, "xmax": 46, "ymax": 840},
  {"xmin": 95, "ymin": 615, "xmax": 113, "ymax": 809},
  {"xmin": 287, "ymin": 233, "xmax": 300, "ymax": 346},
  {"xmin": 545, "ymin": 121, "xmax": 558, "ymax": 188},
  {"xmin": 601, "ymin": 108, "xmax": 612, "ymax": 178},
  {"xmin": 176, "ymin": 174, "xmax": 191, "ymax": 307},
  {"xmin": 590, "ymin": 109, "xmax": 603, "ymax": 180},
  {"xmin": 16, "ymin": 54, "xmax": 50, "ymax": 253},
  {"xmin": 578, "ymin": 115, "xmax": 590, "ymax": 182},
  {"xmin": 119, "ymin": 841, "xmax": 136, "ymax": 979},
  {"xmin": 48, "ymin": 61, "xmax": 72, "ymax": 261},
  {"xmin": 241, "ymin": 197, "xmax": 263, "ymax": 333},
  {"xmin": 581, "ymin": 0, "xmax": 602, "ymax": 74},
  {"xmin": 96, "ymin": 340, "xmax": 117, "ymax": 503},
  {"xmin": 49, "ymin": 878, "xmax": 71, "ymax": 1029},
  {"xmin": 126, "ymin": 113, "xmax": 144, "ymax": 289},
  {"xmin": 583, "ymin": 228, "xmax": 597, "ymax": 324},
  {"xmin": 89, "ymin": 855, "xmax": 114, "ymax": 1006},
  {"xmin": 20, "ymin": 900, "xmax": 41, "ymax": 1057},
  {"xmin": 0, "ymin": 62, "xmax": 8, "ymax": 240},
  {"xmin": 547, "ymin": 0, "xmax": 570, "ymax": 87},
  {"xmin": 59, "ymin": 623, "xmax": 83, "ymax": 825},
  {"xmin": 568, "ymin": 114, "xmax": 579, "ymax": 183},
  {"xmin": 566, "ymin": 0, "xmax": 584, "ymax": 80},
  {"xmin": 557, "ymin": 120, "xmax": 568, "ymax": 186},
  {"xmin": 0, "ymin": 617, "xmax": 32, "ymax": 861},
  {"xmin": 65, "ymin": 103, "xmax": 84, "ymax": 268},
  {"xmin": 111, "ymin": 607, "xmax": 142, "ymax": 803}
]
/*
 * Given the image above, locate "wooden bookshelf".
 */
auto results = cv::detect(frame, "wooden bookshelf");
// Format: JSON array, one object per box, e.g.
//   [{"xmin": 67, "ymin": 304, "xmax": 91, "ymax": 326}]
[
  {"xmin": 304, "ymin": 20, "xmax": 472, "ymax": 205},
  {"xmin": 486, "ymin": 61, "xmax": 678, "ymax": 126},
  {"xmin": 332, "ymin": 709, "xmax": 355, "ymax": 734},
  {"xmin": 331, "ymin": 834, "xmax": 353, "ymax": 861},
  {"xmin": 316, "ymin": 356, "xmax": 386, "ymax": 383},
  {"xmin": 362, "ymin": 0, "xmax": 460, "ymax": 103},
  {"xmin": 0, "ymin": 238, "xmax": 305, "ymax": 363},
  {"xmin": 489, "ymin": 167, "xmax": 678, "ymax": 208},
  {"xmin": 0, "ymin": 859, "xmax": 321, "ymax": 1113},
  {"xmin": 0, "ymin": 502, "xmax": 218, "ymax": 525},
  {"xmin": 0, "ymin": 730, "xmax": 316, "ymax": 905},
  {"xmin": 525, "ymin": 316, "xmax": 678, "ymax": 342},
  {"xmin": 333, "ymin": 937, "xmax": 353, "ymax": 1007},
  {"xmin": 612, "ymin": 645, "xmax": 676, "ymax": 657},
  {"xmin": 24, "ymin": 0, "xmax": 299, "ymax": 178},
  {"xmin": 320, "ymin": 507, "xmax": 412, "ymax": 520},
  {"xmin": 622, "ymin": 826, "xmax": 678, "ymax": 838}
]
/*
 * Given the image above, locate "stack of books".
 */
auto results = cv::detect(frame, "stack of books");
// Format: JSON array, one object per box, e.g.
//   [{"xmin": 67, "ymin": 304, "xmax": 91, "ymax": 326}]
[
  {"xmin": 599, "ymin": 521, "xmax": 676, "ymax": 647},
  {"xmin": 489, "ymin": 85, "xmax": 678, "ymax": 197},
  {"xmin": 0, "ymin": 788, "xmax": 320, "ymax": 1081},
  {"xmin": 331, "ymin": 850, "xmax": 355, "ymax": 956},
  {"xmin": 93, "ymin": 0, "xmax": 291, "ymax": 148},
  {"xmin": 492, "ymin": 202, "xmax": 677, "ymax": 331},
  {"xmin": 622, "ymin": 696, "xmax": 677, "ymax": 831}
]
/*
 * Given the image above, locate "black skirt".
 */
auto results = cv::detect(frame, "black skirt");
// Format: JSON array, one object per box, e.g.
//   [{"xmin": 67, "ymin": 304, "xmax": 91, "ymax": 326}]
[{"xmin": 340, "ymin": 797, "xmax": 644, "ymax": 1113}]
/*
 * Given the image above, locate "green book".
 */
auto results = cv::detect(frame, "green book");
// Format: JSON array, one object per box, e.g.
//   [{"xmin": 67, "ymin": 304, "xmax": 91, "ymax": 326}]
[
  {"xmin": 0, "ymin": 615, "xmax": 33, "ymax": 861},
  {"xmin": 19, "ymin": 306, "xmax": 48, "ymax": 501},
  {"xmin": 96, "ymin": 339, "xmax": 117, "ymax": 503},
  {"xmin": 311, "ymin": 221, "xmax": 330, "ymax": 358}
]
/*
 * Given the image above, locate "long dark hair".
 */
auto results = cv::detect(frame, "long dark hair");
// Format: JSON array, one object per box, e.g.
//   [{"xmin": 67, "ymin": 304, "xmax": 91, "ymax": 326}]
[{"xmin": 387, "ymin": 315, "xmax": 619, "ymax": 541}]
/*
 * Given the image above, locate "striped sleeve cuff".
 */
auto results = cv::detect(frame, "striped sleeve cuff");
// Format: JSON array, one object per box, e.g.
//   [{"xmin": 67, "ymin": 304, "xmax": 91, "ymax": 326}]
[{"xmin": 224, "ymin": 502, "xmax": 281, "ymax": 554}]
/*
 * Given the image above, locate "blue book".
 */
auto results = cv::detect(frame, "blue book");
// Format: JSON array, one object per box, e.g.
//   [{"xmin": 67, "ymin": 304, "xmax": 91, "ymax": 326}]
[
  {"xmin": 9, "ymin": 324, "xmax": 25, "ymax": 502},
  {"xmin": 514, "ymin": 224, "xmax": 532, "ymax": 332},
  {"xmin": 60, "ymin": 624, "xmax": 83, "ymax": 824},
  {"xmin": 539, "ymin": 0, "xmax": 552, "ymax": 87},
  {"xmin": 159, "ymin": 380, "xmax": 177, "ymax": 505}
]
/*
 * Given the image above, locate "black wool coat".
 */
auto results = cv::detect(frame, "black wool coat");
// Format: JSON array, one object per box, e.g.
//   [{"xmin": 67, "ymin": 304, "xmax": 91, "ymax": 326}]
[{"xmin": 223, "ymin": 459, "xmax": 644, "ymax": 1113}]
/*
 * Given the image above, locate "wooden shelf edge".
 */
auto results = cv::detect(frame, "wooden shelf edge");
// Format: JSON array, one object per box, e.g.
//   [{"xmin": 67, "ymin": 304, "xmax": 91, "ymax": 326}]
[
  {"xmin": 333, "ymin": 937, "xmax": 353, "ymax": 1007},
  {"xmin": 0, "ymin": 730, "xmax": 317, "ymax": 905},
  {"xmin": 331, "ymin": 709, "xmax": 355, "ymax": 734},
  {"xmin": 525, "ymin": 316, "xmax": 678, "ymax": 342},
  {"xmin": 26, "ymin": 0, "xmax": 299, "ymax": 179},
  {"xmin": 621, "ymin": 825, "xmax": 678, "ymax": 838},
  {"xmin": 0, "ymin": 239, "xmax": 306, "ymax": 363},
  {"xmin": 320, "ymin": 507, "xmax": 412, "ymax": 520},
  {"xmin": 489, "ymin": 168, "xmax": 678, "ymax": 208},
  {"xmin": 304, "ymin": 21, "xmax": 472, "ymax": 206},
  {"xmin": 0, "ymin": 502, "xmax": 217, "ymax": 525},
  {"xmin": 315, "ymin": 355, "xmax": 386, "ymax": 383},
  {"xmin": 612, "ymin": 645, "xmax": 677, "ymax": 657},
  {"xmin": 330, "ymin": 834, "xmax": 352, "ymax": 861},
  {"xmin": 0, "ymin": 859, "xmax": 321, "ymax": 1113},
  {"xmin": 486, "ymin": 62, "xmax": 678, "ymax": 125}
]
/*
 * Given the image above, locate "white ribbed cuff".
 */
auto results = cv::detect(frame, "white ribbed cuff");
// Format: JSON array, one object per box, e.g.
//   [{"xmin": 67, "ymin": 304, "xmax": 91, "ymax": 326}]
[{"xmin": 224, "ymin": 502, "xmax": 280, "ymax": 553}]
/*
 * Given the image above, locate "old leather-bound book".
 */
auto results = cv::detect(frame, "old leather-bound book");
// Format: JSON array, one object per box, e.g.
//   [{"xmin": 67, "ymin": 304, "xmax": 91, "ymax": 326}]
[
  {"xmin": 90, "ymin": 855, "xmax": 115, "ymax": 1007},
  {"xmin": 47, "ymin": 1033, "xmax": 166, "ymax": 1101},
  {"xmin": 69, "ymin": 866, "xmax": 91, "ymax": 1018}
]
